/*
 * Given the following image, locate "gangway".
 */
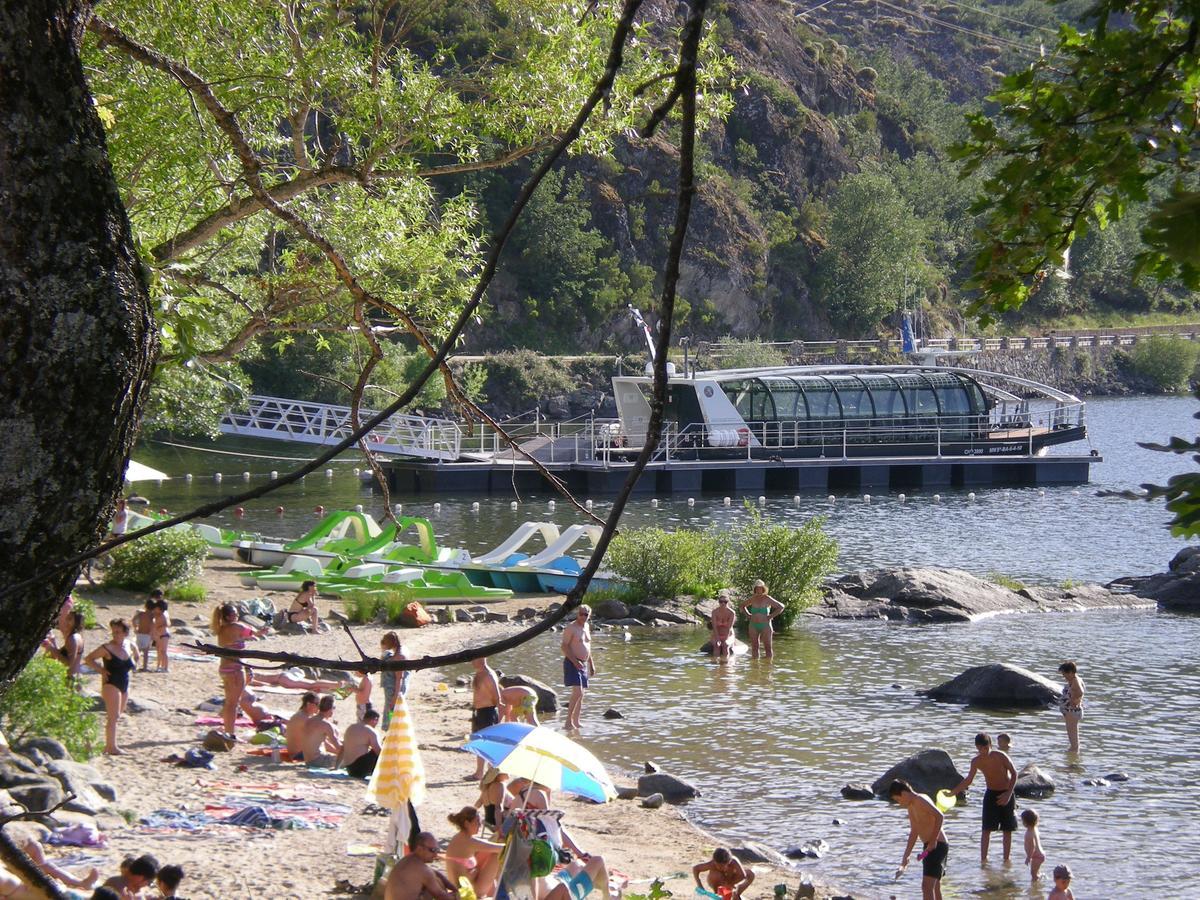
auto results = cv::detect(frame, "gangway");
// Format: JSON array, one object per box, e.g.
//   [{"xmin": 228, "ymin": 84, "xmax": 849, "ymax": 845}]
[{"xmin": 220, "ymin": 395, "xmax": 462, "ymax": 461}]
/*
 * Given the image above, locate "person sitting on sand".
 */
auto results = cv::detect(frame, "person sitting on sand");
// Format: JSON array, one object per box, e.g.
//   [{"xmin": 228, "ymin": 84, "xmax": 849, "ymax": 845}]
[
  {"xmin": 84, "ymin": 619, "xmax": 137, "ymax": 755},
  {"xmin": 692, "ymin": 848, "xmax": 753, "ymax": 900},
  {"xmin": 499, "ymin": 684, "xmax": 539, "ymax": 725},
  {"xmin": 42, "ymin": 609, "xmax": 86, "ymax": 681},
  {"xmin": 156, "ymin": 864, "xmax": 184, "ymax": 898},
  {"xmin": 507, "ymin": 778, "xmax": 551, "ymax": 811},
  {"xmin": 149, "ymin": 596, "xmax": 170, "ymax": 673},
  {"xmin": 288, "ymin": 581, "xmax": 322, "ymax": 631},
  {"xmin": 385, "ymin": 832, "xmax": 455, "ymax": 900},
  {"xmin": 889, "ymin": 779, "xmax": 948, "ymax": 900},
  {"xmin": 0, "ymin": 823, "xmax": 100, "ymax": 896},
  {"xmin": 300, "ymin": 694, "xmax": 341, "ymax": 768},
  {"xmin": 339, "ymin": 706, "xmax": 382, "ymax": 778},
  {"xmin": 950, "ymin": 731, "xmax": 1018, "ymax": 864},
  {"xmin": 710, "ymin": 596, "xmax": 735, "ymax": 658},
  {"xmin": 286, "ymin": 692, "xmax": 319, "ymax": 761},
  {"xmin": 102, "ymin": 854, "xmax": 157, "ymax": 900},
  {"xmin": 475, "ymin": 768, "xmax": 512, "ymax": 833},
  {"xmin": 444, "ymin": 806, "xmax": 505, "ymax": 898},
  {"xmin": 132, "ymin": 595, "xmax": 159, "ymax": 673},
  {"xmin": 541, "ymin": 852, "xmax": 613, "ymax": 900}
]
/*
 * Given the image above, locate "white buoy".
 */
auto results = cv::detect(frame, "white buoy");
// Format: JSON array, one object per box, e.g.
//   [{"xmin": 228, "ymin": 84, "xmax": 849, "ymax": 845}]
[
  {"xmin": 270, "ymin": 470, "xmax": 278, "ymax": 480},
  {"xmin": 325, "ymin": 468, "xmax": 334, "ymax": 478},
  {"xmin": 827, "ymin": 495, "xmax": 836, "ymax": 503},
  {"xmin": 548, "ymin": 500, "xmax": 556, "ymax": 510},
  {"xmin": 793, "ymin": 495, "xmax": 801, "ymax": 505},
  {"xmin": 1038, "ymin": 489, "xmax": 1046, "ymax": 497},
  {"xmin": 394, "ymin": 503, "xmax": 403, "ymax": 515},
  {"xmin": 184, "ymin": 473, "xmax": 193, "ymax": 483},
  {"xmin": 433, "ymin": 502, "xmax": 442, "ymax": 513},
  {"xmin": 758, "ymin": 496, "xmax": 766, "ymax": 506},
  {"xmin": 242, "ymin": 471, "xmax": 251, "ymax": 481},
  {"xmin": 354, "ymin": 504, "xmax": 364, "ymax": 513},
  {"xmin": 687, "ymin": 497, "xmax": 695, "ymax": 507},
  {"xmin": 353, "ymin": 467, "xmax": 361, "ymax": 476},
  {"xmin": 1072, "ymin": 489, "xmax": 1080, "ymax": 496},
  {"xmin": 723, "ymin": 497, "xmax": 731, "ymax": 506},
  {"xmin": 898, "ymin": 493, "xmax": 906, "ymax": 502},
  {"xmin": 968, "ymin": 492, "xmax": 976, "ymax": 501},
  {"xmin": 863, "ymin": 494, "xmax": 871, "ymax": 503},
  {"xmin": 651, "ymin": 499, "xmax": 659, "ymax": 508},
  {"xmin": 471, "ymin": 502, "xmax": 480, "ymax": 513},
  {"xmin": 213, "ymin": 472, "xmax": 222, "ymax": 482},
  {"xmin": 933, "ymin": 494, "xmax": 941, "ymax": 502},
  {"xmin": 510, "ymin": 501, "xmax": 518, "ymax": 511},
  {"xmin": 585, "ymin": 500, "xmax": 593, "ymax": 511}
]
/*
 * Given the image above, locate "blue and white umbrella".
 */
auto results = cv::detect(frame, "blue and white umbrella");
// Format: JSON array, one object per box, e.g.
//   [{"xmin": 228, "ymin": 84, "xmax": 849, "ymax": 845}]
[{"xmin": 463, "ymin": 723, "xmax": 616, "ymax": 803}]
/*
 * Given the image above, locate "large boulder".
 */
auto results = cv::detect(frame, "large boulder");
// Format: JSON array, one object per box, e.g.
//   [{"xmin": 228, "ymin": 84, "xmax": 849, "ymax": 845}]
[
  {"xmin": 871, "ymin": 749, "xmax": 965, "ymax": 798},
  {"xmin": 7, "ymin": 779, "xmax": 64, "ymax": 813},
  {"xmin": 819, "ymin": 568, "xmax": 1026, "ymax": 622},
  {"xmin": 45, "ymin": 760, "xmax": 115, "ymax": 813},
  {"xmin": 591, "ymin": 599, "xmax": 630, "ymax": 620},
  {"xmin": 15, "ymin": 738, "xmax": 70, "ymax": 761},
  {"xmin": 924, "ymin": 663, "xmax": 1060, "ymax": 708},
  {"xmin": 637, "ymin": 771, "xmax": 701, "ymax": 803},
  {"xmin": 1015, "ymin": 764, "xmax": 1055, "ymax": 799},
  {"xmin": 499, "ymin": 674, "xmax": 558, "ymax": 713}
]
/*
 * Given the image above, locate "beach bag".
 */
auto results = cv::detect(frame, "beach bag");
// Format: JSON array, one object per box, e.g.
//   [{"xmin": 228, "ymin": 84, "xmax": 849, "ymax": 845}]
[
  {"xmin": 181, "ymin": 749, "xmax": 216, "ymax": 769},
  {"xmin": 202, "ymin": 730, "xmax": 236, "ymax": 752},
  {"xmin": 398, "ymin": 601, "xmax": 431, "ymax": 628}
]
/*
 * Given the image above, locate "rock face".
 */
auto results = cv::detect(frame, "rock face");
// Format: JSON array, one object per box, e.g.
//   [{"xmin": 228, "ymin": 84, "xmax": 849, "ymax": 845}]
[
  {"xmin": 924, "ymin": 663, "xmax": 1060, "ymax": 708},
  {"xmin": 499, "ymin": 674, "xmax": 558, "ymax": 713},
  {"xmin": 812, "ymin": 567, "xmax": 1152, "ymax": 622},
  {"xmin": 637, "ymin": 771, "xmax": 701, "ymax": 803},
  {"xmin": 1118, "ymin": 546, "xmax": 1200, "ymax": 612},
  {"xmin": 1015, "ymin": 764, "xmax": 1055, "ymax": 799},
  {"xmin": 872, "ymin": 749, "xmax": 965, "ymax": 798}
]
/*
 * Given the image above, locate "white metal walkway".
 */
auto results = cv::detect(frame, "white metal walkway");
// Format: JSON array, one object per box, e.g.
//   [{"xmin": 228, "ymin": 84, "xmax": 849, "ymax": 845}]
[{"xmin": 220, "ymin": 395, "xmax": 462, "ymax": 461}]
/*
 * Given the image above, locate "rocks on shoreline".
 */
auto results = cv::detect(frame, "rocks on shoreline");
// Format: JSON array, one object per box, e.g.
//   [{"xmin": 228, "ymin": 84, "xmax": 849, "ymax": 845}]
[{"xmin": 1113, "ymin": 546, "xmax": 1200, "ymax": 613}]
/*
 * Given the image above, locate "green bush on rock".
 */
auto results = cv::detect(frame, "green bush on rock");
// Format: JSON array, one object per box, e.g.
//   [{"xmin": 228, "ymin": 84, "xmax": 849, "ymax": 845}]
[
  {"xmin": 0, "ymin": 656, "xmax": 100, "ymax": 760},
  {"xmin": 104, "ymin": 528, "xmax": 209, "ymax": 591},
  {"xmin": 727, "ymin": 508, "xmax": 838, "ymax": 630}
]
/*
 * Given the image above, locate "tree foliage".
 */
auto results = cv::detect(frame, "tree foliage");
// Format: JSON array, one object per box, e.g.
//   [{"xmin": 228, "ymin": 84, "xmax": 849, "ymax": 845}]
[
  {"xmin": 0, "ymin": 656, "xmax": 101, "ymax": 760},
  {"xmin": 953, "ymin": 0, "xmax": 1200, "ymax": 318},
  {"xmin": 105, "ymin": 528, "xmax": 210, "ymax": 590}
]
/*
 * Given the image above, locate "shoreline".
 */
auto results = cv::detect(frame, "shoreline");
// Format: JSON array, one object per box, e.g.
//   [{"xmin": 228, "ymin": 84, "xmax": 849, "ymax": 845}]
[{"xmin": 40, "ymin": 561, "xmax": 851, "ymax": 900}]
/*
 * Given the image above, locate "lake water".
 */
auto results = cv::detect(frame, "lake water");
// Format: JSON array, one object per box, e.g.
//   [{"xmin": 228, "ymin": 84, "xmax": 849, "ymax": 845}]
[{"xmin": 133, "ymin": 395, "xmax": 1200, "ymax": 896}]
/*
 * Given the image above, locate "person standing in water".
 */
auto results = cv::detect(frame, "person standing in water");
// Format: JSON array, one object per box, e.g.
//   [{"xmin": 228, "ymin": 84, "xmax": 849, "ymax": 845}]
[
  {"xmin": 951, "ymin": 732, "xmax": 1019, "ymax": 865},
  {"xmin": 739, "ymin": 580, "xmax": 783, "ymax": 658},
  {"xmin": 710, "ymin": 596, "xmax": 735, "ymax": 657},
  {"xmin": 561, "ymin": 606, "xmax": 595, "ymax": 730},
  {"xmin": 1058, "ymin": 661, "xmax": 1085, "ymax": 752},
  {"xmin": 889, "ymin": 779, "xmax": 949, "ymax": 900}
]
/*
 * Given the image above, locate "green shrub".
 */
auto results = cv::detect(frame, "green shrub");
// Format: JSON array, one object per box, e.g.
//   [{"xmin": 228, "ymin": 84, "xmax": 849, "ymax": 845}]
[
  {"xmin": 167, "ymin": 580, "xmax": 207, "ymax": 603},
  {"xmin": 987, "ymin": 572, "xmax": 1026, "ymax": 591},
  {"xmin": 104, "ymin": 527, "xmax": 209, "ymax": 590},
  {"xmin": 342, "ymin": 588, "xmax": 416, "ymax": 625},
  {"xmin": 73, "ymin": 595, "xmax": 98, "ymax": 628},
  {"xmin": 0, "ymin": 656, "xmax": 101, "ymax": 760},
  {"xmin": 727, "ymin": 508, "xmax": 838, "ymax": 629},
  {"xmin": 481, "ymin": 350, "xmax": 576, "ymax": 414},
  {"xmin": 1129, "ymin": 335, "xmax": 1199, "ymax": 391},
  {"xmin": 714, "ymin": 337, "xmax": 787, "ymax": 370},
  {"xmin": 606, "ymin": 527, "xmax": 729, "ymax": 602}
]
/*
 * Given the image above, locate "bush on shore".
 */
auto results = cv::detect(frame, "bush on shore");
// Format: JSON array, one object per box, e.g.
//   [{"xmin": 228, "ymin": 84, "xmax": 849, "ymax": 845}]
[
  {"xmin": 605, "ymin": 527, "xmax": 729, "ymax": 601},
  {"xmin": 343, "ymin": 588, "xmax": 417, "ymax": 626},
  {"xmin": 104, "ymin": 528, "xmax": 209, "ymax": 591},
  {"xmin": 726, "ymin": 508, "xmax": 838, "ymax": 629},
  {"xmin": 0, "ymin": 656, "xmax": 100, "ymax": 760}
]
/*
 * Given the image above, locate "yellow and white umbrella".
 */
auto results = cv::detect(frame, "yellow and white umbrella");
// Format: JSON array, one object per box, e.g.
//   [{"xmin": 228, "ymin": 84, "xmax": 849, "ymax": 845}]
[{"xmin": 367, "ymin": 693, "xmax": 425, "ymax": 855}]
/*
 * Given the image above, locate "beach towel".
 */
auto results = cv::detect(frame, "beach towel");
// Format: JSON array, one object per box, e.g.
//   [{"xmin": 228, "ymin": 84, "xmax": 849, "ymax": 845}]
[
  {"xmin": 223, "ymin": 806, "xmax": 273, "ymax": 828},
  {"xmin": 168, "ymin": 652, "xmax": 217, "ymax": 663},
  {"xmin": 45, "ymin": 824, "xmax": 106, "ymax": 848}
]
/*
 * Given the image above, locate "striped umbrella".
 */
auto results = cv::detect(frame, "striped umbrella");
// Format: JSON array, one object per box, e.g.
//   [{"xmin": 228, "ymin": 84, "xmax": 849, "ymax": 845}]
[{"xmin": 367, "ymin": 693, "xmax": 425, "ymax": 809}]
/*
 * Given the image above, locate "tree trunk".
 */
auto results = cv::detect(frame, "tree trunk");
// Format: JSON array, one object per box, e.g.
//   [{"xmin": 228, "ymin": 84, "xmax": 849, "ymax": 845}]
[{"xmin": 0, "ymin": 0, "xmax": 156, "ymax": 687}]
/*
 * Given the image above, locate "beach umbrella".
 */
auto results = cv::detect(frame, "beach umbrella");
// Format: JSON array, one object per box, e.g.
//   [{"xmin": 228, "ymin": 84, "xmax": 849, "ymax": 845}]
[
  {"xmin": 463, "ymin": 723, "xmax": 616, "ymax": 803},
  {"xmin": 124, "ymin": 459, "xmax": 169, "ymax": 482},
  {"xmin": 367, "ymin": 694, "xmax": 425, "ymax": 855}
]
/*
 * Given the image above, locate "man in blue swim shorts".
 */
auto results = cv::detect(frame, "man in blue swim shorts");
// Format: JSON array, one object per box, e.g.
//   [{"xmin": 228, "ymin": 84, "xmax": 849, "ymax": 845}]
[{"xmin": 560, "ymin": 606, "xmax": 595, "ymax": 730}]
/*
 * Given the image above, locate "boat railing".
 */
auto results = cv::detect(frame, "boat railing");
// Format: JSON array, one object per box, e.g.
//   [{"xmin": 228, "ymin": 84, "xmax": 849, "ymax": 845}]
[{"xmin": 587, "ymin": 400, "xmax": 1086, "ymax": 465}]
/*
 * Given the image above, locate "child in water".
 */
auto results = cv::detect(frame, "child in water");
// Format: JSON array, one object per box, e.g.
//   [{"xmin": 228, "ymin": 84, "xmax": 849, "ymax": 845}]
[
  {"xmin": 1048, "ymin": 864, "xmax": 1074, "ymax": 899},
  {"xmin": 1020, "ymin": 809, "xmax": 1045, "ymax": 879}
]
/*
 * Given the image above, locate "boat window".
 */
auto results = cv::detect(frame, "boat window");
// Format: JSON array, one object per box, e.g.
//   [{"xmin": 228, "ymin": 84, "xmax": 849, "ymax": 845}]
[
  {"xmin": 805, "ymin": 383, "xmax": 840, "ymax": 419},
  {"xmin": 834, "ymin": 376, "xmax": 875, "ymax": 418},
  {"xmin": 861, "ymin": 375, "xmax": 907, "ymax": 417},
  {"xmin": 749, "ymin": 380, "xmax": 777, "ymax": 421},
  {"xmin": 935, "ymin": 383, "xmax": 970, "ymax": 415},
  {"xmin": 761, "ymin": 377, "xmax": 803, "ymax": 419}
]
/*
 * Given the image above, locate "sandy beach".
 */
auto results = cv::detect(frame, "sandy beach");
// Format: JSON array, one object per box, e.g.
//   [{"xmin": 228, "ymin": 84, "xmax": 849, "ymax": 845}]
[{"xmin": 36, "ymin": 560, "xmax": 834, "ymax": 900}]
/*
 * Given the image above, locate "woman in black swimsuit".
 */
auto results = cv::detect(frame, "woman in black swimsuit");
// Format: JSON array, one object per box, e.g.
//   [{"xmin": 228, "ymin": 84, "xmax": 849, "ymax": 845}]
[{"xmin": 84, "ymin": 619, "xmax": 136, "ymax": 755}]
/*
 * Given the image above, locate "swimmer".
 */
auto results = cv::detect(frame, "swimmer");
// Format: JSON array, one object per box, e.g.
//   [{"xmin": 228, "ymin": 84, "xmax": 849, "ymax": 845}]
[
  {"xmin": 445, "ymin": 806, "xmax": 504, "ymax": 898},
  {"xmin": 384, "ymin": 832, "xmax": 455, "ymax": 900},
  {"xmin": 285, "ymin": 692, "xmax": 319, "ymax": 760},
  {"xmin": 739, "ymin": 580, "xmax": 782, "ymax": 658},
  {"xmin": 1058, "ymin": 661, "xmax": 1085, "ymax": 752}
]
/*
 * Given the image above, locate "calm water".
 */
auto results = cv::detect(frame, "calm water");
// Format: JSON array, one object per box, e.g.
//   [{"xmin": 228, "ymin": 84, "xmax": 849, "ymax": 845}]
[{"xmin": 132, "ymin": 395, "xmax": 1200, "ymax": 896}]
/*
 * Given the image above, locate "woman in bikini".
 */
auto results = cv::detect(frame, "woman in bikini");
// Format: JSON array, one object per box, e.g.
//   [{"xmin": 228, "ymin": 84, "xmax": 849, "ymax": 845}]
[
  {"xmin": 288, "ymin": 580, "xmax": 322, "ymax": 631},
  {"xmin": 444, "ymin": 806, "xmax": 504, "ymax": 898},
  {"xmin": 84, "ymin": 619, "xmax": 137, "ymax": 754},
  {"xmin": 474, "ymin": 768, "xmax": 512, "ymax": 833},
  {"xmin": 211, "ymin": 602, "xmax": 268, "ymax": 738},
  {"xmin": 1058, "ymin": 660, "xmax": 1085, "ymax": 752},
  {"xmin": 150, "ymin": 598, "xmax": 171, "ymax": 673},
  {"xmin": 43, "ymin": 609, "xmax": 86, "ymax": 682},
  {"xmin": 739, "ymin": 580, "xmax": 784, "ymax": 658}
]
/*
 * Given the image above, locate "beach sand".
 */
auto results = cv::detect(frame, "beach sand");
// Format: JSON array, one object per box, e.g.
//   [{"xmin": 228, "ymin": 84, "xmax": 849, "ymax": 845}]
[{"xmin": 47, "ymin": 560, "xmax": 840, "ymax": 900}]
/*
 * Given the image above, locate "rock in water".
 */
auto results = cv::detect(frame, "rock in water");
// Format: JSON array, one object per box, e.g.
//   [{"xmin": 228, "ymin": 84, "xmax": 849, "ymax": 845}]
[
  {"xmin": 1015, "ymin": 764, "xmax": 1055, "ymax": 799},
  {"xmin": 592, "ymin": 598, "xmax": 630, "ymax": 620},
  {"xmin": 872, "ymin": 749, "xmax": 965, "ymax": 798},
  {"xmin": 924, "ymin": 663, "xmax": 1060, "ymax": 707},
  {"xmin": 602, "ymin": 708, "xmax": 624, "ymax": 719},
  {"xmin": 637, "ymin": 772, "xmax": 701, "ymax": 802},
  {"xmin": 639, "ymin": 793, "xmax": 664, "ymax": 809},
  {"xmin": 840, "ymin": 783, "xmax": 874, "ymax": 800}
]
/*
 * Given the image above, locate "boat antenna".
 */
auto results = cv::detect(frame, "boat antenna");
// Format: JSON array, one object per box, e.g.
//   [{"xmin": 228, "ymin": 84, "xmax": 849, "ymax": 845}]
[{"xmin": 628, "ymin": 305, "xmax": 657, "ymax": 363}]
